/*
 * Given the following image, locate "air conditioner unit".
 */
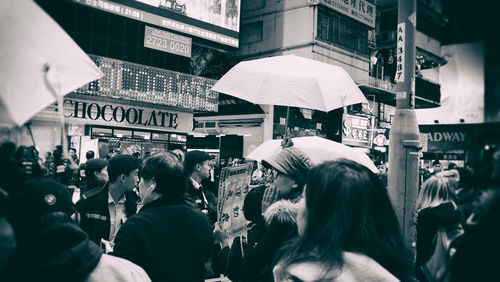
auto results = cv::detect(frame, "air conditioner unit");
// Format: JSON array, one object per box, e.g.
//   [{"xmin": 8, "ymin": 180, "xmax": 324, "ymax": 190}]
[{"xmin": 376, "ymin": 31, "xmax": 396, "ymax": 44}]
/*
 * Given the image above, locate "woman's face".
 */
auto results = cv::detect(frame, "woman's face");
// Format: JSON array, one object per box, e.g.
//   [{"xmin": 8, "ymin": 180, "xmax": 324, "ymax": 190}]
[
  {"xmin": 272, "ymin": 170, "xmax": 296, "ymax": 199},
  {"xmin": 138, "ymin": 177, "xmax": 155, "ymax": 204},
  {"xmin": 296, "ymin": 196, "xmax": 307, "ymax": 236}
]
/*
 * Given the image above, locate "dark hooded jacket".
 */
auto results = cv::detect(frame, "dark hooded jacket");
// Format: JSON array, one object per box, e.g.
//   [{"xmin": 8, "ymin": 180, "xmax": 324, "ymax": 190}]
[
  {"xmin": 3, "ymin": 222, "xmax": 149, "ymax": 282},
  {"xmin": 112, "ymin": 194, "xmax": 213, "ymax": 282},
  {"xmin": 227, "ymin": 199, "xmax": 299, "ymax": 282},
  {"xmin": 416, "ymin": 202, "xmax": 462, "ymax": 281}
]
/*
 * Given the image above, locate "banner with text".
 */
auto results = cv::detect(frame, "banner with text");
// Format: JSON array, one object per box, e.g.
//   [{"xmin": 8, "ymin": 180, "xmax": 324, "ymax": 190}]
[{"xmin": 217, "ymin": 163, "xmax": 254, "ymax": 237}]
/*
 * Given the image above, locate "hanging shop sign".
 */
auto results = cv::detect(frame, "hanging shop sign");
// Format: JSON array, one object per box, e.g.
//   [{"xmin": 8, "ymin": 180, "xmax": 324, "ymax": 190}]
[
  {"xmin": 144, "ymin": 26, "xmax": 192, "ymax": 58},
  {"xmin": 342, "ymin": 114, "xmax": 373, "ymax": 148},
  {"xmin": 34, "ymin": 98, "xmax": 193, "ymax": 133},
  {"xmin": 319, "ymin": 0, "xmax": 376, "ymax": 28}
]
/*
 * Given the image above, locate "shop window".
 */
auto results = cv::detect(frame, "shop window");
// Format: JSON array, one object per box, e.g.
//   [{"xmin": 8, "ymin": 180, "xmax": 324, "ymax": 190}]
[
  {"xmin": 134, "ymin": 131, "xmax": 151, "ymax": 139},
  {"xmin": 241, "ymin": 21, "xmax": 263, "ymax": 44},
  {"xmin": 114, "ymin": 129, "xmax": 132, "ymax": 138},
  {"xmin": 92, "ymin": 127, "xmax": 112, "ymax": 136},
  {"xmin": 205, "ymin": 122, "xmax": 216, "ymax": 128},
  {"xmin": 317, "ymin": 8, "xmax": 369, "ymax": 57},
  {"xmin": 152, "ymin": 133, "xmax": 169, "ymax": 141},
  {"xmin": 170, "ymin": 134, "xmax": 187, "ymax": 143}
]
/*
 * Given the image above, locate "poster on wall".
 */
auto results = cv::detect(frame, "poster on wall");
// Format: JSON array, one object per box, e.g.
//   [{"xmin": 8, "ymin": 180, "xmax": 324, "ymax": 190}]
[
  {"xmin": 79, "ymin": 137, "xmax": 100, "ymax": 163},
  {"xmin": 217, "ymin": 162, "xmax": 253, "ymax": 237}
]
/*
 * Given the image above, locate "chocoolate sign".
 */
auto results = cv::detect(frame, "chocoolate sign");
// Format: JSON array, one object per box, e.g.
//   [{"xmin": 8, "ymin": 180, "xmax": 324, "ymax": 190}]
[{"xmin": 53, "ymin": 99, "xmax": 192, "ymax": 132}]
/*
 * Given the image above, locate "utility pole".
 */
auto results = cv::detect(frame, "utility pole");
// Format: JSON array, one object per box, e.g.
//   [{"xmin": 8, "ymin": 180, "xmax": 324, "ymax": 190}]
[{"xmin": 388, "ymin": 0, "xmax": 420, "ymax": 257}]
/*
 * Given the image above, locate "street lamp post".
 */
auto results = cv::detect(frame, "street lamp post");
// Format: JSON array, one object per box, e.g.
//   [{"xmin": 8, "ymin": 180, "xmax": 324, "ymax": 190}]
[{"xmin": 388, "ymin": 0, "xmax": 420, "ymax": 257}]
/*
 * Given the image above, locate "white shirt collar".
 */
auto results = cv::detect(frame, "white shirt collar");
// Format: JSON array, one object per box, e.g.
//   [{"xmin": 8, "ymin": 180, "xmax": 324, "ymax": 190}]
[
  {"xmin": 108, "ymin": 192, "xmax": 125, "ymax": 205},
  {"xmin": 190, "ymin": 177, "xmax": 202, "ymax": 190}
]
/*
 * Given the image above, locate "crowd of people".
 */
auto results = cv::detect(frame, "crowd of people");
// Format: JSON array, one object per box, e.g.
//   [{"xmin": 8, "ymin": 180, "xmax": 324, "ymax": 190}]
[{"xmin": 1, "ymin": 139, "xmax": 500, "ymax": 282}]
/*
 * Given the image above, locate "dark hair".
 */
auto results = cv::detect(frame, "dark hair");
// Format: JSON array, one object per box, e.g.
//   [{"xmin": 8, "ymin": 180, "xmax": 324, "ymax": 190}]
[
  {"xmin": 85, "ymin": 150, "xmax": 95, "ymax": 160},
  {"xmin": 140, "ymin": 152, "xmax": 185, "ymax": 198},
  {"xmin": 69, "ymin": 148, "xmax": 77, "ymax": 153},
  {"xmin": 107, "ymin": 155, "xmax": 140, "ymax": 183},
  {"xmin": 277, "ymin": 159, "xmax": 413, "ymax": 281},
  {"xmin": 243, "ymin": 185, "xmax": 266, "ymax": 222}
]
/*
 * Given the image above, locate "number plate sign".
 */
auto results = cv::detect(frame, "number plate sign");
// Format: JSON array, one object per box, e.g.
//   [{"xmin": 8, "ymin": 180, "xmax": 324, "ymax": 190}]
[{"xmin": 144, "ymin": 26, "xmax": 191, "ymax": 58}]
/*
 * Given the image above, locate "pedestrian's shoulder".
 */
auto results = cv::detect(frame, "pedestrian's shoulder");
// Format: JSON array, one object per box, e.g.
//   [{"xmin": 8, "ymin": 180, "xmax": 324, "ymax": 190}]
[
  {"xmin": 87, "ymin": 254, "xmax": 151, "ymax": 282},
  {"xmin": 81, "ymin": 186, "xmax": 105, "ymax": 200}
]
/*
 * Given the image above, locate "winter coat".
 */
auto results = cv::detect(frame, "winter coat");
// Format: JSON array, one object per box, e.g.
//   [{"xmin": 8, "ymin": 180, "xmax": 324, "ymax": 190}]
[
  {"xmin": 416, "ymin": 202, "xmax": 461, "ymax": 281},
  {"xmin": 76, "ymin": 184, "xmax": 138, "ymax": 245},
  {"xmin": 227, "ymin": 200, "xmax": 299, "ymax": 282},
  {"xmin": 273, "ymin": 252, "xmax": 399, "ymax": 282},
  {"xmin": 450, "ymin": 189, "xmax": 500, "ymax": 282},
  {"xmin": 3, "ymin": 222, "xmax": 150, "ymax": 282},
  {"xmin": 111, "ymin": 194, "xmax": 214, "ymax": 282}
]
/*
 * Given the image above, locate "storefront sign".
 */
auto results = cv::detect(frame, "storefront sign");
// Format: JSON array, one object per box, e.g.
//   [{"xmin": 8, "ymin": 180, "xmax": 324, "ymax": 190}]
[
  {"xmin": 217, "ymin": 163, "xmax": 254, "ymax": 237},
  {"xmin": 77, "ymin": 55, "xmax": 218, "ymax": 112},
  {"xmin": 144, "ymin": 26, "xmax": 191, "ymax": 58},
  {"xmin": 34, "ymin": 98, "xmax": 193, "ymax": 133},
  {"xmin": 424, "ymin": 131, "xmax": 466, "ymax": 151},
  {"xmin": 342, "ymin": 114, "xmax": 373, "ymax": 148},
  {"xmin": 373, "ymin": 134, "xmax": 387, "ymax": 147},
  {"xmin": 319, "ymin": 0, "xmax": 376, "ymax": 28}
]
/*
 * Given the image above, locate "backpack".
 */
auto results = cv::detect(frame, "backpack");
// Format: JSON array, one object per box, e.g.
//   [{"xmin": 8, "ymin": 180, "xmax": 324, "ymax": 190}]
[{"xmin": 420, "ymin": 224, "xmax": 464, "ymax": 282}]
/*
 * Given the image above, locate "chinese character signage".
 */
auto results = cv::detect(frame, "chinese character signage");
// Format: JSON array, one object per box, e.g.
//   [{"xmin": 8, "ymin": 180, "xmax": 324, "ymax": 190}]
[
  {"xmin": 144, "ymin": 26, "xmax": 192, "ymax": 57},
  {"xmin": 319, "ymin": 0, "xmax": 376, "ymax": 28},
  {"xmin": 76, "ymin": 55, "xmax": 218, "ymax": 112},
  {"xmin": 395, "ymin": 22, "xmax": 405, "ymax": 83},
  {"xmin": 73, "ymin": 0, "xmax": 240, "ymax": 47},
  {"xmin": 217, "ymin": 163, "xmax": 254, "ymax": 237},
  {"xmin": 342, "ymin": 114, "xmax": 373, "ymax": 148}
]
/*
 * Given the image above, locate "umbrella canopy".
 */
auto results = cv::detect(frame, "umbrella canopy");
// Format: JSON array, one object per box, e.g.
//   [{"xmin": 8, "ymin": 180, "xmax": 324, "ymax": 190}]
[
  {"xmin": 211, "ymin": 54, "xmax": 368, "ymax": 112},
  {"xmin": 247, "ymin": 136, "xmax": 378, "ymax": 173},
  {"xmin": 0, "ymin": 0, "xmax": 104, "ymax": 126}
]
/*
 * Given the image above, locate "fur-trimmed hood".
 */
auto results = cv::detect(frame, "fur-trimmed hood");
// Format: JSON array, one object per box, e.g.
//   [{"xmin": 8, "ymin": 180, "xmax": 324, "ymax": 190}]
[{"xmin": 263, "ymin": 200, "xmax": 299, "ymax": 226}]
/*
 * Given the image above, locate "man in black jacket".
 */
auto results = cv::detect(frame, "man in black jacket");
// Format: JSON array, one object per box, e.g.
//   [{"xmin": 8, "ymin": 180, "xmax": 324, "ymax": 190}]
[
  {"xmin": 183, "ymin": 150, "xmax": 217, "ymax": 226},
  {"xmin": 112, "ymin": 152, "xmax": 213, "ymax": 282},
  {"xmin": 76, "ymin": 155, "xmax": 140, "ymax": 246}
]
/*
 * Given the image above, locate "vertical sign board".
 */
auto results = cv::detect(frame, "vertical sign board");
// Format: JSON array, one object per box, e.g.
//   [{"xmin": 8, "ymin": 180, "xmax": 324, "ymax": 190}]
[
  {"xmin": 396, "ymin": 22, "xmax": 405, "ymax": 83},
  {"xmin": 144, "ymin": 26, "xmax": 192, "ymax": 58},
  {"xmin": 217, "ymin": 163, "xmax": 254, "ymax": 238}
]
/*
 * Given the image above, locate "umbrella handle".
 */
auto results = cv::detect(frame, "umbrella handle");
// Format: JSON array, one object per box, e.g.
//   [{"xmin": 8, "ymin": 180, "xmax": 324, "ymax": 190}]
[{"xmin": 43, "ymin": 63, "xmax": 69, "ymax": 158}]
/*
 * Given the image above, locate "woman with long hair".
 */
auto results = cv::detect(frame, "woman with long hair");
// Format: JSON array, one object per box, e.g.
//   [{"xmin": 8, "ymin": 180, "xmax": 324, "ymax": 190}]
[
  {"xmin": 416, "ymin": 175, "xmax": 462, "ymax": 281},
  {"xmin": 274, "ymin": 159, "xmax": 414, "ymax": 281}
]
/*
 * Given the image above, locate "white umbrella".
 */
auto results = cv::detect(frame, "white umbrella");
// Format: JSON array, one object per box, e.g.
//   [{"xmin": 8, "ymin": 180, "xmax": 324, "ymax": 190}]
[
  {"xmin": 0, "ymin": 0, "xmax": 103, "ymax": 127},
  {"xmin": 246, "ymin": 136, "xmax": 378, "ymax": 173},
  {"xmin": 211, "ymin": 54, "xmax": 367, "ymax": 112}
]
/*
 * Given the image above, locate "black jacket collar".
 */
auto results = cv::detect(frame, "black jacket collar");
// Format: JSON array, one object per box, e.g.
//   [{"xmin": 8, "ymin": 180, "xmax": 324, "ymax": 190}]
[{"xmin": 141, "ymin": 194, "xmax": 186, "ymax": 211}]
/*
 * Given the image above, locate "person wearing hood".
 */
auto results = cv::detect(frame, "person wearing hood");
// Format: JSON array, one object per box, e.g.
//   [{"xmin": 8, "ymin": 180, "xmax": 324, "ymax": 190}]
[
  {"xmin": 2, "ymin": 178, "xmax": 150, "ymax": 282},
  {"xmin": 112, "ymin": 152, "xmax": 213, "ymax": 282},
  {"xmin": 274, "ymin": 160, "xmax": 414, "ymax": 282},
  {"xmin": 416, "ymin": 175, "xmax": 462, "ymax": 282},
  {"xmin": 232, "ymin": 147, "xmax": 312, "ymax": 282}
]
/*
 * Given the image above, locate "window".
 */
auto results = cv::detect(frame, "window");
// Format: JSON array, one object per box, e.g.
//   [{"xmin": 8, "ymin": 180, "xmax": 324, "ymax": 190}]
[
  {"xmin": 317, "ymin": 8, "xmax": 369, "ymax": 57},
  {"xmin": 240, "ymin": 21, "xmax": 263, "ymax": 44}
]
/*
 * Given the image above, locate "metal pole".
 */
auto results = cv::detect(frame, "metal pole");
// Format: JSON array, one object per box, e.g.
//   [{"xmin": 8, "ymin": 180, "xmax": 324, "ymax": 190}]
[{"xmin": 388, "ymin": 0, "xmax": 420, "ymax": 257}]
